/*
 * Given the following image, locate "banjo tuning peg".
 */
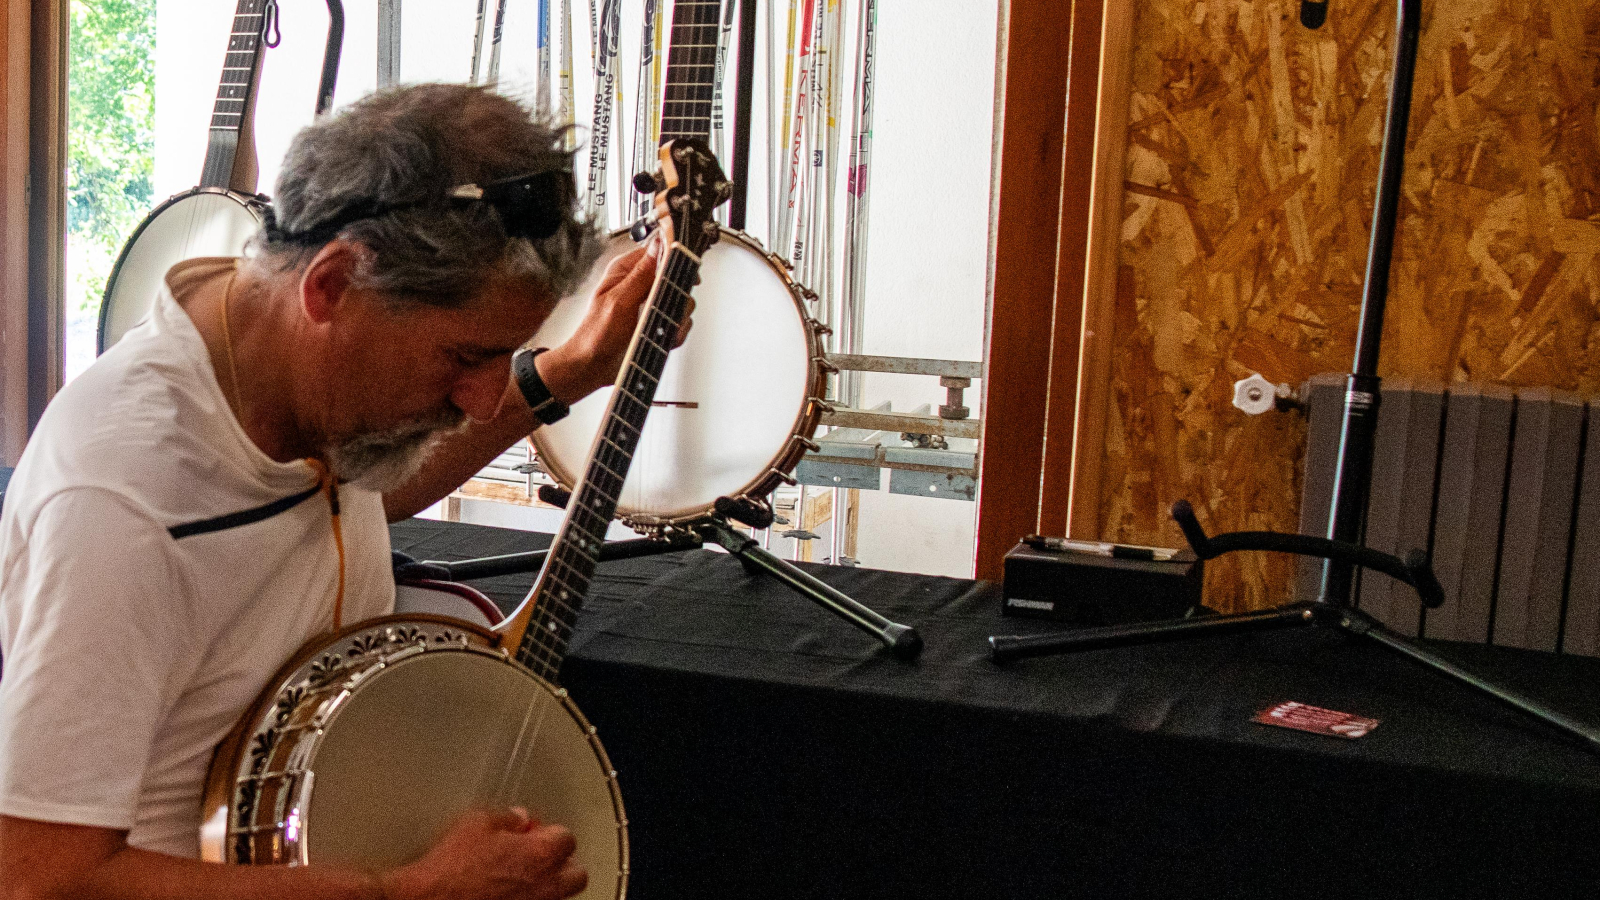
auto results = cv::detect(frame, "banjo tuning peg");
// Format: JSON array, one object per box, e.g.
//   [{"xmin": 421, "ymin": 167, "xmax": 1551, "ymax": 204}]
[
  {"xmin": 537, "ymin": 484, "xmax": 572, "ymax": 509},
  {"xmin": 714, "ymin": 496, "xmax": 775, "ymax": 530}
]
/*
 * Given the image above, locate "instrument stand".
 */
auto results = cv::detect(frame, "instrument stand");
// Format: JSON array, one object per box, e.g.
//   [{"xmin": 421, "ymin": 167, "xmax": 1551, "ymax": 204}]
[
  {"xmin": 692, "ymin": 516, "xmax": 923, "ymax": 660},
  {"xmin": 398, "ymin": 504, "xmax": 924, "ymax": 661},
  {"xmin": 988, "ymin": 0, "xmax": 1600, "ymax": 757},
  {"xmin": 990, "ymin": 503, "xmax": 1600, "ymax": 753}
]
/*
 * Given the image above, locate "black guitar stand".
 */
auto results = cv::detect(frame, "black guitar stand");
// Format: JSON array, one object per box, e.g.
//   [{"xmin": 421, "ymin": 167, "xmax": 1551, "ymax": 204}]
[
  {"xmin": 991, "ymin": 502, "xmax": 1600, "ymax": 753},
  {"xmin": 397, "ymin": 489, "xmax": 924, "ymax": 661},
  {"xmin": 988, "ymin": 0, "xmax": 1600, "ymax": 756}
]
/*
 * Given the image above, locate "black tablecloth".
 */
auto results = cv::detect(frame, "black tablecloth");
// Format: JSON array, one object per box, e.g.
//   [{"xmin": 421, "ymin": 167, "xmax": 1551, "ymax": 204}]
[{"xmin": 391, "ymin": 518, "xmax": 1600, "ymax": 900}]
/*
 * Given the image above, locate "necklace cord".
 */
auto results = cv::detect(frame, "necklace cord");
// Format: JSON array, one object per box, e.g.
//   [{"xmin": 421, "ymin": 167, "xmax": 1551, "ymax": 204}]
[
  {"xmin": 221, "ymin": 271, "xmax": 243, "ymax": 415},
  {"xmin": 307, "ymin": 458, "xmax": 348, "ymax": 632},
  {"xmin": 224, "ymin": 269, "xmax": 346, "ymax": 633}
]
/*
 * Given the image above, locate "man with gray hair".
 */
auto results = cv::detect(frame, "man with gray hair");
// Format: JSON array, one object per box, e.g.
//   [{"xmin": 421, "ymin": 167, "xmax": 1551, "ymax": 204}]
[{"xmin": 0, "ymin": 84, "xmax": 681, "ymax": 899}]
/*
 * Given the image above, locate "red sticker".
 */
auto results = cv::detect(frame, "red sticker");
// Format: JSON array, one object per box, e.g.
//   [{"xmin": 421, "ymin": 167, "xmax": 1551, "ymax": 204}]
[{"xmin": 1253, "ymin": 701, "xmax": 1380, "ymax": 739}]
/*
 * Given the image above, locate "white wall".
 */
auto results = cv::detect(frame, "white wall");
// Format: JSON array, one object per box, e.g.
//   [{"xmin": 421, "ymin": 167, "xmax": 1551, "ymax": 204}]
[{"xmin": 154, "ymin": 0, "xmax": 998, "ymax": 579}]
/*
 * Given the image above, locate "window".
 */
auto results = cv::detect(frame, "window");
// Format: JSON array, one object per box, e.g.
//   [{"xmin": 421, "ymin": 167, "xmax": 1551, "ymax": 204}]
[{"xmin": 68, "ymin": 0, "xmax": 1001, "ymax": 579}]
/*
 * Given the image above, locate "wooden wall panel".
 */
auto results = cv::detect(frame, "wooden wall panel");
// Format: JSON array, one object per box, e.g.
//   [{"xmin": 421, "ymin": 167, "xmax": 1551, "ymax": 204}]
[
  {"xmin": 29, "ymin": 0, "xmax": 64, "ymax": 428},
  {"xmin": 1, "ymin": 0, "xmax": 31, "ymax": 464},
  {"xmin": 1035, "ymin": 0, "xmax": 1106, "ymax": 533},
  {"xmin": 1084, "ymin": 0, "xmax": 1600, "ymax": 611},
  {"xmin": 973, "ymin": 0, "xmax": 1072, "ymax": 580},
  {"xmin": 1064, "ymin": 0, "xmax": 1135, "ymax": 540}
]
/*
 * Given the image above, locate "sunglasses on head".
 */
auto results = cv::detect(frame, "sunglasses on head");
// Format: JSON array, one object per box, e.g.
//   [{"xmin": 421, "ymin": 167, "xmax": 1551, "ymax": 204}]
[{"xmin": 268, "ymin": 168, "xmax": 577, "ymax": 246}]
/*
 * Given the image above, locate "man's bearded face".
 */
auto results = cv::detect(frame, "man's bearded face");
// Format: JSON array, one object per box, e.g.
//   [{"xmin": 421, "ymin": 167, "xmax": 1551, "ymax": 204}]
[{"xmin": 325, "ymin": 406, "xmax": 468, "ymax": 492}]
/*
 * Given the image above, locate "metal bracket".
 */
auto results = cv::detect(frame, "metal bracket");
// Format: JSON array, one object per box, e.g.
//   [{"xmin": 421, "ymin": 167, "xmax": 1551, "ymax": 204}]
[
  {"xmin": 796, "ymin": 400, "xmax": 978, "ymax": 502},
  {"xmin": 823, "ymin": 354, "xmax": 981, "ymax": 379},
  {"xmin": 819, "ymin": 406, "xmax": 980, "ymax": 441}
]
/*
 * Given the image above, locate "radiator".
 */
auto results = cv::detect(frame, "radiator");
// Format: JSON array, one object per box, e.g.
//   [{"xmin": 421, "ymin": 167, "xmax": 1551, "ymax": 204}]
[{"xmin": 1298, "ymin": 374, "xmax": 1600, "ymax": 656}]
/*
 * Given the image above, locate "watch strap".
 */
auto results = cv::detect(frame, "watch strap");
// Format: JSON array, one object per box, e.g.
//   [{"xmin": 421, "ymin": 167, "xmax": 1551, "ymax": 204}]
[{"xmin": 512, "ymin": 347, "xmax": 570, "ymax": 426}]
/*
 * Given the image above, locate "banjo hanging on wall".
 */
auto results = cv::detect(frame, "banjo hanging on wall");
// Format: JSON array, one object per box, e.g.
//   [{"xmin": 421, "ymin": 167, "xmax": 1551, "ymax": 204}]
[{"xmin": 98, "ymin": 0, "xmax": 345, "ymax": 353}]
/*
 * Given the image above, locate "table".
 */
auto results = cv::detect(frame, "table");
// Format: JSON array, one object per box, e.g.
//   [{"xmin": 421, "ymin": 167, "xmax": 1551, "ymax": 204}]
[{"xmin": 391, "ymin": 518, "xmax": 1600, "ymax": 900}]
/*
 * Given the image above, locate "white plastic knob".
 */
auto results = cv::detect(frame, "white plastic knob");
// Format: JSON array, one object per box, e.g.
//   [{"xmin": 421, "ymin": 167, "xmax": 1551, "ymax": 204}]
[{"xmin": 1232, "ymin": 373, "xmax": 1278, "ymax": 416}]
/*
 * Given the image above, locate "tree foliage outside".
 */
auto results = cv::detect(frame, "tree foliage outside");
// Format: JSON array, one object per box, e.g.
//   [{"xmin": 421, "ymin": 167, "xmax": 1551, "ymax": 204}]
[{"xmin": 68, "ymin": 0, "xmax": 156, "ymax": 317}]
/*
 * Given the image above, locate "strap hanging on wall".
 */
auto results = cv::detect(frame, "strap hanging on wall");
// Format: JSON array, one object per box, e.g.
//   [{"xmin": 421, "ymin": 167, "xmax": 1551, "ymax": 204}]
[
  {"xmin": 376, "ymin": 0, "xmax": 400, "ymax": 87},
  {"xmin": 583, "ymin": 0, "xmax": 622, "ymax": 222},
  {"xmin": 469, "ymin": 0, "xmax": 489, "ymax": 82},
  {"xmin": 558, "ymin": 0, "xmax": 574, "ymax": 121},
  {"xmin": 838, "ymin": 0, "xmax": 877, "ymax": 408},
  {"xmin": 485, "ymin": 0, "xmax": 509, "ymax": 86}
]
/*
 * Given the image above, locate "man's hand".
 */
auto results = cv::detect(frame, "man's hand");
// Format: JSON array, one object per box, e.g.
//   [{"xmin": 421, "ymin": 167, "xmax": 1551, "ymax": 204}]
[
  {"xmin": 534, "ymin": 240, "xmax": 694, "ymax": 405},
  {"xmin": 380, "ymin": 808, "xmax": 587, "ymax": 900}
]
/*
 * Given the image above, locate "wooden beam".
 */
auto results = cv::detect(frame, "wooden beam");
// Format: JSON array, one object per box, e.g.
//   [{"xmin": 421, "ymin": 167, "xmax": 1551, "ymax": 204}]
[
  {"xmin": 1065, "ymin": 0, "xmax": 1136, "ymax": 539},
  {"xmin": 1036, "ymin": 0, "xmax": 1107, "ymax": 535},
  {"xmin": 1, "ymin": 0, "xmax": 31, "ymax": 464},
  {"xmin": 28, "ymin": 0, "xmax": 64, "ymax": 428},
  {"xmin": 973, "ymin": 0, "xmax": 1072, "ymax": 580},
  {"xmin": 821, "ymin": 406, "xmax": 981, "ymax": 441}
]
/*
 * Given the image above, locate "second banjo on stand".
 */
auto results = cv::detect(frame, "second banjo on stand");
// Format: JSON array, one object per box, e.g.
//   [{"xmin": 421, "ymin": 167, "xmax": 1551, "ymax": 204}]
[{"xmin": 531, "ymin": 0, "xmax": 828, "ymax": 531}]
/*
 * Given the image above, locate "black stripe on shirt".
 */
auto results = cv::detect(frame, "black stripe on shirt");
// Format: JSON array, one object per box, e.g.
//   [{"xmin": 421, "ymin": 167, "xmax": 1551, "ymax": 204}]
[{"xmin": 167, "ymin": 484, "xmax": 323, "ymax": 539}]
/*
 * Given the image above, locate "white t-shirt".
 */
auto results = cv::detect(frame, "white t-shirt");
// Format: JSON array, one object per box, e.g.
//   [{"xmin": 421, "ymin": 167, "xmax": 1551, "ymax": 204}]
[{"xmin": 0, "ymin": 257, "xmax": 395, "ymax": 857}]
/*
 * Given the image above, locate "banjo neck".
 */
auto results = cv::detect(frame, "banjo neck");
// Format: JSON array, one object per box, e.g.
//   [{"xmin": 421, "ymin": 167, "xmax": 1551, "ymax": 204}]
[
  {"xmin": 658, "ymin": 0, "xmax": 722, "ymax": 145},
  {"xmin": 501, "ymin": 134, "xmax": 731, "ymax": 680},
  {"xmin": 498, "ymin": 0, "xmax": 733, "ymax": 681},
  {"xmin": 199, "ymin": 0, "xmax": 271, "ymax": 192},
  {"xmin": 502, "ymin": 241, "xmax": 702, "ymax": 682}
]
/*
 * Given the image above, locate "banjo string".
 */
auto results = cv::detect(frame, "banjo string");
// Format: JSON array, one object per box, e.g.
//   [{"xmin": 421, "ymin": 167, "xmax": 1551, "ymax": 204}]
[
  {"xmin": 488, "ymin": 680, "xmax": 558, "ymax": 810},
  {"xmin": 488, "ymin": 240, "xmax": 706, "ymax": 802},
  {"xmin": 488, "ymin": 245, "xmax": 702, "ymax": 806}
]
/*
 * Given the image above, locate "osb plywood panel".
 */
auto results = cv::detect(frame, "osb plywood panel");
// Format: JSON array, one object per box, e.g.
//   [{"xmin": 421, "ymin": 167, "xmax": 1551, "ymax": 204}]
[{"xmin": 1099, "ymin": 0, "xmax": 1600, "ymax": 613}]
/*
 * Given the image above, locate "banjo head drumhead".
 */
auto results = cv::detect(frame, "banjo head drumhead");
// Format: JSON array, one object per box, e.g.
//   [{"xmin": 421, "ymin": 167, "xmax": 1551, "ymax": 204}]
[
  {"xmin": 304, "ymin": 650, "xmax": 624, "ymax": 897},
  {"xmin": 530, "ymin": 230, "xmax": 816, "ymax": 523},
  {"xmin": 100, "ymin": 190, "xmax": 261, "ymax": 352}
]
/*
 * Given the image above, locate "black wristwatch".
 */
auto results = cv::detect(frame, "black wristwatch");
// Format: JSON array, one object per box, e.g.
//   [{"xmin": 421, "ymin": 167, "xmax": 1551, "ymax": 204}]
[{"xmin": 512, "ymin": 347, "xmax": 570, "ymax": 426}]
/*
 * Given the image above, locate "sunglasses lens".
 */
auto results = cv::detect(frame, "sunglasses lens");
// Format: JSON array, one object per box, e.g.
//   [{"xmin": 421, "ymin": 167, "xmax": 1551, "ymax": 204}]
[{"xmin": 487, "ymin": 170, "xmax": 574, "ymax": 241}]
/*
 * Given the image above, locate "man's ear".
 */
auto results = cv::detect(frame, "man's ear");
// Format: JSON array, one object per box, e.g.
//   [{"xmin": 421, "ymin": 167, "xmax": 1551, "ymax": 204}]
[{"xmin": 299, "ymin": 241, "xmax": 365, "ymax": 325}]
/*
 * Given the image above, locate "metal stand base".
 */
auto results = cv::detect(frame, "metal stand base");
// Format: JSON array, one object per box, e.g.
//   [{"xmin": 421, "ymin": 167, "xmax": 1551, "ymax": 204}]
[
  {"xmin": 399, "ymin": 519, "xmax": 923, "ymax": 660},
  {"xmin": 695, "ymin": 517, "xmax": 923, "ymax": 659},
  {"xmin": 990, "ymin": 567, "xmax": 1600, "ymax": 756},
  {"xmin": 396, "ymin": 533, "xmax": 704, "ymax": 581}
]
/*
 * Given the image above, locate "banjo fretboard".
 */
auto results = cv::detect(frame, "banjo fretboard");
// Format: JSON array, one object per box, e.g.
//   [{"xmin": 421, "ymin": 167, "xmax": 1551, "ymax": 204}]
[
  {"xmin": 200, "ymin": 0, "xmax": 271, "ymax": 190},
  {"xmin": 658, "ymin": 0, "xmax": 723, "ymax": 144},
  {"xmin": 515, "ymin": 250, "xmax": 701, "ymax": 682}
]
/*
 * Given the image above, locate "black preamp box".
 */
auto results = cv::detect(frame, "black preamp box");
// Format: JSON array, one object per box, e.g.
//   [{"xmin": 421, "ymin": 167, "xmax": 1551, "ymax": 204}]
[{"xmin": 1001, "ymin": 540, "xmax": 1204, "ymax": 625}]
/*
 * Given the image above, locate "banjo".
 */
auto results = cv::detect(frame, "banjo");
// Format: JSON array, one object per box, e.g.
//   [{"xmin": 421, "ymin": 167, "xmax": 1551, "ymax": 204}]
[
  {"xmin": 99, "ymin": 0, "xmax": 346, "ymax": 352},
  {"xmin": 533, "ymin": 0, "xmax": 827, "ymax": 530},
  {"xmin": 199, "ymin": 140, "xmax": 732, "ymax": 898}
]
